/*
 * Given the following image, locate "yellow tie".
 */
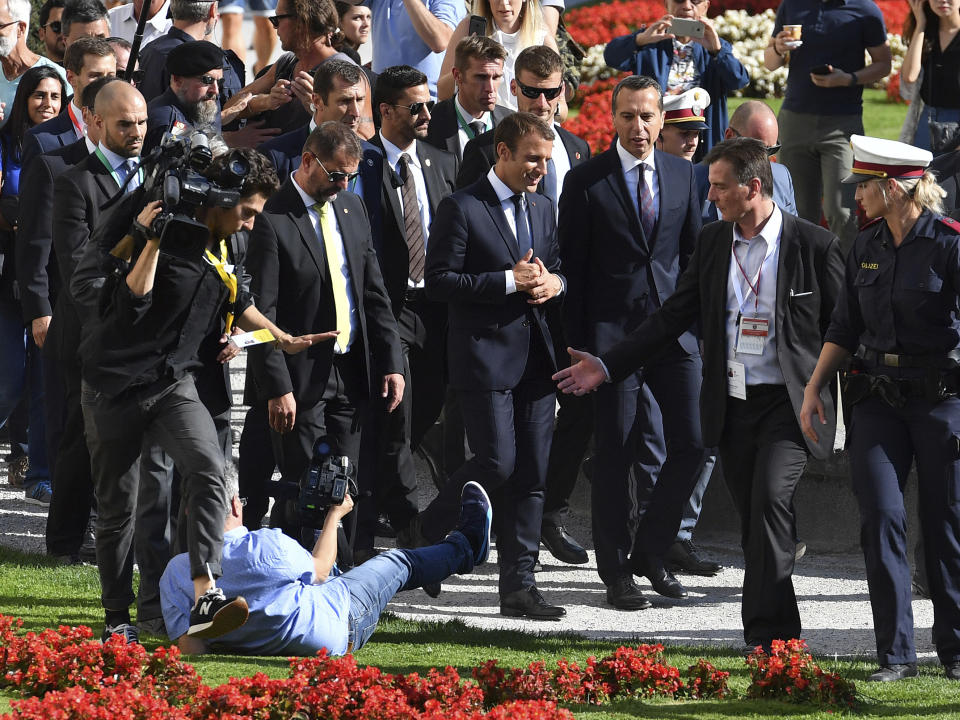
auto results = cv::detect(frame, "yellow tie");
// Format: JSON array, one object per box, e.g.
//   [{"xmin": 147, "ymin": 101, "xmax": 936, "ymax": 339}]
[{"xmin": 315, "ymin": 202, "xmax": 352, "ymax": 353}]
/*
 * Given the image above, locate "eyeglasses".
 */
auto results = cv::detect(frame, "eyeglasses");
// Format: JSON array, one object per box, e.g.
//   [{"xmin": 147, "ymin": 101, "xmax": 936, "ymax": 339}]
[
  {"xmin": 268, "ymin": 13, "xmax": 293, "ymax": 28},
  {"xmin": 40, "ymin": 20, "xmax": 62, "ymax": 34},
  {"xmin": 516, "ymin": 79, "xmax": 563, "ymax": 101},
  {"xmin": 195, "ymin": 74, "xmax": 221, "ymax": 86},
  {"xmin": 729, "ymin": 128, "xmax": 781, "ymax": 156},
  {"xmin": 309, "ymin": 153, "xmax": 361, "ymax": 183},
  {"xmin": 390, "ymin": 100, "xmax": 435, "ymax": 116},
  {"xmin": 0, "ymin": 19, "xmax": 19, "ymax": 31}
]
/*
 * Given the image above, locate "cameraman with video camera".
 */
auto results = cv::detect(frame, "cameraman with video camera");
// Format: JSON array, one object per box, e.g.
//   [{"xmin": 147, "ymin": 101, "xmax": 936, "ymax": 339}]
[{"xmin": 71, "ymin": 138, "xmax": 336, "ymax": 644}]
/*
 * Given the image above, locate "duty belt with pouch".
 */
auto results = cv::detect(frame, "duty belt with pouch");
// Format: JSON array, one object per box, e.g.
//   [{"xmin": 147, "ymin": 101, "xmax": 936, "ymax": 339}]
[{"xmin": 842, "ymin": 347, "xmax": 960, "ymax": 407}]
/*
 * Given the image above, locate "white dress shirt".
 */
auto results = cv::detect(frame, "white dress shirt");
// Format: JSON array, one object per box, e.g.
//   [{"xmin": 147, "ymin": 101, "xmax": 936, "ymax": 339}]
[
  {"xmin": 454, "ymin": 94, "xmax": 491, "ymax": 156},
  {"xmin": 108, "ymin": 1, "xmax": 172, "ymax": 47},
  {"xmin": 549, "ymin": 124, "xmax": 571, "ymax": 217},
  {"xmin": 380, "ymin": 132, "xmax": 432, "ymax": 288},
  {"xmin": 725, "ymin": 203, "xmax": 785, "ymax": 386},
  {"xmin": 487, "ymin": 167, "xmax": 529, "ymax": 295},
  {"xmin": 291, "ymin": 176, "xmax": 359, "ymax": 353},
  {"xmin": 615, "ymin": 139, "xmax": 659, "ymax": 223},
  {"xmin": 68, "ymin": 102, "xmax": 86, "ymax": 139}
]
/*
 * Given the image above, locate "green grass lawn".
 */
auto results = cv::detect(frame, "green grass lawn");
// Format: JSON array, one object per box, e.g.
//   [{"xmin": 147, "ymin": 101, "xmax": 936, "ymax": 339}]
[{"xmin": 1, "ymin": 546, "xmax": 959, "ymax": 718}]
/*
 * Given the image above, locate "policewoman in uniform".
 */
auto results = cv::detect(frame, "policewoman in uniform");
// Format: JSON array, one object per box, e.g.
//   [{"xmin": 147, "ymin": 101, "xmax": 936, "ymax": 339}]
[{"xmin": 801, "ymin": 135, "xmax": 960, "ymax": 683}]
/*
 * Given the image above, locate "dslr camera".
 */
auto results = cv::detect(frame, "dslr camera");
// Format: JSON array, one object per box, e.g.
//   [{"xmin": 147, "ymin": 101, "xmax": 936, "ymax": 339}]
[{"xmin": 299, "ymin": 440, "xmax": 357, "ymax": 528}]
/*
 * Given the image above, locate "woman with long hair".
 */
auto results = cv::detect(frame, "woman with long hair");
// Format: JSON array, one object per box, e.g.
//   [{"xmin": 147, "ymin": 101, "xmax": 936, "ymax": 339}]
[
  {"xmin": 901, "ymin": 0, "xmax": 960, "ymax": 154},
  {"xmin": 801, "ymin": 135, "xmax": 960, "ymax": 683},
  {"xmin": 437, "ymin": 0, "xmax": 558, "ymax": 109},
  {"xmin": 335, "ymin": 1, "xmax": 372, "ymax": 60}
]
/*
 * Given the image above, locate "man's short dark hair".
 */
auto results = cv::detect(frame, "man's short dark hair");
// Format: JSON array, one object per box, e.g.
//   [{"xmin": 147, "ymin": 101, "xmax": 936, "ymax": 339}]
[
  {"xmin": 106, "ymin": 36, "xmax": 131, "ymax": 51},
  {"xmin": 373, "ymin": 65, "xmax": 428, "ymax": 110},
  {"xmin": 62, "ymin": 0, "xmax": 109, "ymax": 36},
  {"xmin": 313, "ymin": 60, "xmax": 363, "ymax": 101},
  {"xmin": 514, "ymin": 46, "xmax": 563, "ymax": 80},
  {"xmin": 453, "ymin": 34, "xmax": 507, "ymax": 71},
  {"xmin": 63, "ymin": 35, "xmax": 115, "ymax": 74},
  {"xmin": 494, "ymin": 111, "xmax": 555, "ymax": 154},
  {"xmin": 611, "ymin": 75, "xmax": 663, "ymax": 114},
  {"xmin": 205, "ymin": 148, "xmax": 280, "ymax": 199},
  {"xmin": 39, "ymin": 0, "xmax": 66, "ymax": 28},
  {"xmin": 170, "ymin": 0, "xmax": 214, "ymax": 23},
  {"xmin": 80, "ymin": 74, "xmax": 120, "ymax": 110},
  {"xmin": 704, "ymin": 137, "xmax": 774, "ymax": 198},
  {"xmin": 305, "ymin": 121, "xmax": 363, "ymax": 162}
]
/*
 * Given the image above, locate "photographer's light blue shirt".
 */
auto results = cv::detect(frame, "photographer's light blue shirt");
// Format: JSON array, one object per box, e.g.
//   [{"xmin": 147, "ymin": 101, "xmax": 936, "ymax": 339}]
[{"xmin": 160, "ymin": 527, "xmax": 351, "ymax": 655}]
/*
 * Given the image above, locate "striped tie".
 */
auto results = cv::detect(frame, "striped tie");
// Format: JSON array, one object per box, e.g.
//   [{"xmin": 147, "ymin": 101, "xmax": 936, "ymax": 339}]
[
  {"xmin": 398, "ymin": 153, "xmax": 426, "ymax": 283},
  {"xmin": 637, "ymin": 163, "xmax": 656, "ymax": 240},
  {"xmin": 314, "ymin": 202, "xmax": 352, "ymax": 353}
]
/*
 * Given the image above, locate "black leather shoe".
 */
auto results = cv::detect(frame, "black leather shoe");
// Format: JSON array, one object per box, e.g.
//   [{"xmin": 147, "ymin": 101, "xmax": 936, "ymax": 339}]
[
  {"xmin": 500, "ymin": 586, "xmax": 566, "ymax": 620},
  {"xmin": 945, "ymin": 661, "xmax": 960, "ymax": 680},
  {"xmin": 631, "ymin": 552, "xmax": 688, "ymax": 599},
  {"xmin": 664, "ymin": 540, "xmax": 722, "ymax": 576},
  {"xmin": 867, "ymin": 663, "xmax": 918, "ymax": 682},
  {"xmin": 541, "ymin": 524, "xmax": 588, "ymax": 565},
  {"xmin": 605, "ymin": 577, "xmax": 652, "ymax": 610}
]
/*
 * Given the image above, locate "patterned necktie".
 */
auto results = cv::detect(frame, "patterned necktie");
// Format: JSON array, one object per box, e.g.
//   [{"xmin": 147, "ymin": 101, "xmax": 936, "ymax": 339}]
[
  {"xmin": 398, "ymin": 153, "xmax": 425, "ymax": 283},
  {"xmin": 637, "ymin": 162, "xmax": 656, "ymax": 240},
  {"xmin": 469, "ymin": 120, "xmax": 486, "ymax": 137},
  {"xmin": 512, "ymin": 194, "xmax": 532, "ymax": 255},
  {"xmin": 313, "ymin": 202, "xmax": 352, "ymax": 353},
  {"xmin": 115, "ymin": 159, "xmax": 137, "ymax": 192},
  {"xmin": 542, "ymin": 157, "xmax": 558, "ymax": 206}
]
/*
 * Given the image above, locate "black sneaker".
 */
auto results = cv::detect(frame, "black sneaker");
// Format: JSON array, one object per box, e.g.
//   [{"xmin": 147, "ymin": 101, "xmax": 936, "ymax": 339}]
[
  {"xmin": 187, "ymin": 588, "xmax": 249, "ymax": 639},
  {"xmin": 457, "ymin": 481, "xmax": 492, "ymax": 564},
  {"xmin": 102, "ymin": 622, "xmax": 139, "ymax": 644}
]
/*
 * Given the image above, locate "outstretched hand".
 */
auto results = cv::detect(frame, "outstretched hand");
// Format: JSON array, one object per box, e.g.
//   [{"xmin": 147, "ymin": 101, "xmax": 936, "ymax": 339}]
[
  {"xmin": 277, "ymin": 330, "xmax": 340, "ymax": 354},
  {"xmin": 552, "ymin": 348, "xmax": 608, "ymax": 395}
]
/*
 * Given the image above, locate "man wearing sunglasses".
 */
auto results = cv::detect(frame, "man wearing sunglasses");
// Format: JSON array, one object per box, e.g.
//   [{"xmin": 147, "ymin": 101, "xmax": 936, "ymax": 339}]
[
  {"xmin": 37, "ymin": 0, "xmax": 66, "ymax": 65},
  {"xmin": 246, "ymin": 121, "xmax": 404, "ymax": 552},
  {"xmin": 363, "ymin": 65, "xmax": 457, "ymax": 561}
]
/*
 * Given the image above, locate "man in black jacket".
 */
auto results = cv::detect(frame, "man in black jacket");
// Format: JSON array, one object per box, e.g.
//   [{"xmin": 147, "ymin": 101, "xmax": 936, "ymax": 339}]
[{"xmin": 555, "ymin": 137, "xmax": 844, "ymax": 649}]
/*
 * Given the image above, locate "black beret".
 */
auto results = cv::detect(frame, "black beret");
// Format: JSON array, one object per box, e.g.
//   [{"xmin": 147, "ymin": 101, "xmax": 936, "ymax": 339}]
[{"xmin": 166, "ymin": 40, "xmax": 224, "ymax": 77}]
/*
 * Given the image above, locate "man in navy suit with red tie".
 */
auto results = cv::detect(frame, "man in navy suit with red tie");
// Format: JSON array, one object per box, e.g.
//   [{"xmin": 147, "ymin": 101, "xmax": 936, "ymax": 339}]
[
  {"xmin": 559, "ymin": 75, "xmax": 709, "ymax": 611},
  {"xmin": 415, "ymin": 112, "xmax": 566, "ymax": 619}
]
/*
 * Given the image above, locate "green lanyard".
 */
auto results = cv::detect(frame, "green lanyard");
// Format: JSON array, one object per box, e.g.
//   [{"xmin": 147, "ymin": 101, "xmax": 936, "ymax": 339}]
[
  {"xmin": 94, "ymin": 147, "xmax": 143, "ymax": 190},
  {"xmin": 454, "ymin": 101, "xmax": 487, "ymax": 140}
]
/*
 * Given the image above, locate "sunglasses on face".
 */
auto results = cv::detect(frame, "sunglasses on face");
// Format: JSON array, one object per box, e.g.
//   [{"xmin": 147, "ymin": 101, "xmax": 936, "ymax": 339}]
[
  {"xmin": 40, "ymin": 20, "xmax": 62, "ymax": 34},
  {"xmin": 195, "ymin": 74, "xmax": 220, "ymax": 86},
  {"xmin": 268, "ymin": 13, "xmax": 293, "ymax": 28},
  {"xmin": 0, "ymin": 19, "xmax": 19, "ymax": 31},
  {"xmin": 309, "ymin": 153, "xmax": 361, "ymax": 183},
  {"xmin": 390, "ymin": 100, "xmax": 435, "ymax": 116},
  {"xmin": 516, "ymin": 79, "xmax": 563, "ymax": 101}
]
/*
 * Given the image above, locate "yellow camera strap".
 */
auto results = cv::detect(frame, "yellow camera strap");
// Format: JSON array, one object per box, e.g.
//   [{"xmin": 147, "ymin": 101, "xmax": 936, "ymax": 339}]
[{"xmin": 204, "ymin": 239, "xmax": 238, "ymax": 334}]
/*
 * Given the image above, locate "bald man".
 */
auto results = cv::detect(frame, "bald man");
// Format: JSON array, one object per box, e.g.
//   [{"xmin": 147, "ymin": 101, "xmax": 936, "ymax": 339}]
[{"xmin": 695, "ymin": 101, "xmax": 797, "ymax": 224}]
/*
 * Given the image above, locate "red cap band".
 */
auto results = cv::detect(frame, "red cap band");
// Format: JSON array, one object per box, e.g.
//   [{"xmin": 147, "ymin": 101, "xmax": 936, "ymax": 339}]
[{"xmin": 852, "ymin": 160, "xmax": 926, "ymax": 178}]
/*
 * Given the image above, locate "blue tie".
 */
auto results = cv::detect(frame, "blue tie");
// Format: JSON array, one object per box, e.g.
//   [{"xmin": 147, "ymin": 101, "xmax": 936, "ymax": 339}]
[
  {"xmin": 115, "ymin": 159, "xmax": 138, "ymax": 193},
  {"xmin": 637, "ymin": 163, "xmax": 656, "ymax": 240},
  {"xmin": 512, "ymin": 194, "xmax": 532, "ymax": 255}
]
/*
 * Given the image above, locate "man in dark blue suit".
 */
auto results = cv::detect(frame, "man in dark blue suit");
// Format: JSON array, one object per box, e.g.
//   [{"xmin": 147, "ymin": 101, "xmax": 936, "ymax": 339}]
[
  {"xmin": 416, "ymin": 112, "xmax": 566, "ymax": 619},
  {"xmin": 21, "ymin": 37, "xmax": 116, "ymax": 172},
  {"xmin": 559, "ymin": 75, "xmax": 709, "ymax": 610}
]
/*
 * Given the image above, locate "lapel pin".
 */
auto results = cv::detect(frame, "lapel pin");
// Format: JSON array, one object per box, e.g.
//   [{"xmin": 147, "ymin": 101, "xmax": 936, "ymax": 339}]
[
  {"xmin": 367, "ymin": 158, "xmax": 374, "ymax": 166},
  {"xmin": 343, "ymin": 208, "xmax": 349, "ymax": 214},
  {"xmin": 575, "ymin": 152, "xmax": 581, "ymax": 160},
  {"xmin": 425, "ymin": 158, "xmax": 431, "ymax": 167}
]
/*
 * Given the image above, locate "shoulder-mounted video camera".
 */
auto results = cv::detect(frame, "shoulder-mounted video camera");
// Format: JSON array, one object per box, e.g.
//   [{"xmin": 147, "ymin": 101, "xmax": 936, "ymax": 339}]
[{"xmin": 298, "ymin": 441, "xmax": 357, "ymax": 528}]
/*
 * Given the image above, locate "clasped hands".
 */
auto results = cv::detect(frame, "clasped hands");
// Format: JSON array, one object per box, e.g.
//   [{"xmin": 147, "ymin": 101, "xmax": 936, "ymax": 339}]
[{"xmin": 512, "ymin": 249, "xmax": 562, "ymax": 305}]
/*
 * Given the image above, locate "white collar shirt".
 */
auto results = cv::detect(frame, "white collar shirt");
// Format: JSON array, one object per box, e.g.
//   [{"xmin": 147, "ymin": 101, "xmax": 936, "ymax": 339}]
[
  {"xmin": 454, "ymin": 94, "xmax": 491, "ymax": 155},
  {"xmin": 615, "ymin": 139, "xmax": 659, "ymax": 224},
  {"xmin": 380, "ymin": 132, "xmax": 432, "ymax": 288},
  {"xmin": 108, "ymin": 0, "xmax": 172, "ymax": 47}
]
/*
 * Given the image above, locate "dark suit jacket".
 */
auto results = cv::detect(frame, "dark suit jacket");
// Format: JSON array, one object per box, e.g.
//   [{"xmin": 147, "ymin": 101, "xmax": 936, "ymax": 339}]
[
  {"xmin": 21, "ymin": 109, "xmax": 78, "ymax": 174},
  {"xmin": 559, "ymin": 147, "xmax": 702, "ymax": 357},
  {"xmin": 258, "ymin": 127, "xmax": 385, "ymax": 244},
  {"xmin": 456, "ymin": 125, "xmax": 590, "ymax": 190},
  {"xmin": 424, "ymin": 176, "xmax": 563, "ymax": 391},
  {"xmin": 15, "ymin": 139, "xmax": 90, "ymax": 323},
  {"xmin": 372, "ymin": 137, "xmax": 457, "ymax": 316},
  {"xmin": 246, "ymin": 179, "xmax": 403, "ymax": 409},
  {"xmin": 424, "ymin": 99, "xmax": 512, "ymax": 161},
  {"xmin": 602, "ymin": 210, "xmax": 844, "ymax": 459},
  {"xmin": 49, "ymin": 150, "xmax": 122, "ymax": 366}
]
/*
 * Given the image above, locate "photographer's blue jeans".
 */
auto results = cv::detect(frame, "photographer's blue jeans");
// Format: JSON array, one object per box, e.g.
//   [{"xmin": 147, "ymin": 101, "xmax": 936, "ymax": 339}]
[{"xmin": 340, "ymin": 531, "xmax": 473, "ymax": 651}]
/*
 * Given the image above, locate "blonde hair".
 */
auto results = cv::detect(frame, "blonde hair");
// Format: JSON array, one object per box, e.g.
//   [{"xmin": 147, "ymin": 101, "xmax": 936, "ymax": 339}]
[
  {"xmin": 892, "ymin": 171, "xmax": 946, "ymax": 215},
  {"xmin": 474, "ymin": 0, "xmax": 544, "ymax": 49}
]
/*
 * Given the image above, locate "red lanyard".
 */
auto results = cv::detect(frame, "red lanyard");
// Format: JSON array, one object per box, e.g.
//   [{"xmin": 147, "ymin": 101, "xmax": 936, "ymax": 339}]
[
  {"xmin": 732, "ymin": 239, "xmax": 761, "ymax": 314},
  {"xmin": 67, "ymin": 104, "xmax": 83, "ymax": 138}
]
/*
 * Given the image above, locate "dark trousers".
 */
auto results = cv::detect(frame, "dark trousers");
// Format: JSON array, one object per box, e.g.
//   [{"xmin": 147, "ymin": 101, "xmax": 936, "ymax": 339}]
[
  {"xmin": 849, "ymin": 392, "xmax": 960, "ymax": 665},
  {"xmin": 82, "ymin": 375, "xmax": 226, "ymax": 612},
  {"xmin": 419, "ymin": 343, "xmax": 555, "ymax": 594},
  {"xmin": 719, "ymin": 385, "xmax": 806, "ymax": 645},
  {"xmin": 45, "ymin": 358, "xmax": 94, "ymax": 556},
  {"xmin": 592, "ymin": 346, "xmax": 707, "ymax": 585},
  {"xmin": 238, "ymin": 402, "xmax": 275, "ymax": 531}
]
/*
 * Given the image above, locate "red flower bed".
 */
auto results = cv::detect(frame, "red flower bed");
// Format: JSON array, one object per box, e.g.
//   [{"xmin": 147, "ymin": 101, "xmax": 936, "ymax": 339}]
[
  {"xmin": 565, "ymin": 76, "xmax": 624, "ymax": 155},
  {"xmin": 746, "ymin": 638, "xmax": 857, "ymax": 709}
]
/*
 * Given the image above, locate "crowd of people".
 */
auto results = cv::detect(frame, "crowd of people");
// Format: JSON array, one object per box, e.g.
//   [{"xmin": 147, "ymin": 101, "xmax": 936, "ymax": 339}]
[{"xmin": 1, "ymin": 0, "xmax": 960, "ymax": 685}]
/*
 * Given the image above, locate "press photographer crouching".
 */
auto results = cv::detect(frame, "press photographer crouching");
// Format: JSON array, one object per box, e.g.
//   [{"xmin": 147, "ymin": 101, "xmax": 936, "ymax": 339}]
[{"xmin": 71, "ymin": 140, "xmax": 338, "ymax": 643}]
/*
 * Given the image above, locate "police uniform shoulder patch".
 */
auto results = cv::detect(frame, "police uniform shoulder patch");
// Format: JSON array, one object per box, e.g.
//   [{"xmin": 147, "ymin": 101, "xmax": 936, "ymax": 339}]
[{"xmin": 937, "ymin": 216, "xmax": 960, "ymax": 233}]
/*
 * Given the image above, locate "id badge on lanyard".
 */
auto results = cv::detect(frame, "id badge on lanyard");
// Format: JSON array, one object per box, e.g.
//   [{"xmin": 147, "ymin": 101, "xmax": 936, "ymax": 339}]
[{"xmin": 730, "ymin": 242, "xmax": 769, "ymax": 357}]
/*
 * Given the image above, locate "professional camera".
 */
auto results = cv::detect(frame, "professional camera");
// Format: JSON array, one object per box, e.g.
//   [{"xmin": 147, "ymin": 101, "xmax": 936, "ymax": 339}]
[
  {"xmin": 299, "ymin": 441, "xmax": 357, "ymax": 528},
  {"xmin": 135, "ymin": 131, "xmax": 250, "ymax": 261}
]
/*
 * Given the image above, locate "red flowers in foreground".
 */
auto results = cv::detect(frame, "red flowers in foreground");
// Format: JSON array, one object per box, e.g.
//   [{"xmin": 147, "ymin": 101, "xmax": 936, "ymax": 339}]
[{"xmin": 0, "ymin": 614, "xmax": 855, "ymax": 719}]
